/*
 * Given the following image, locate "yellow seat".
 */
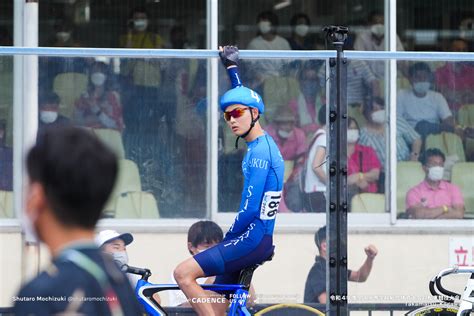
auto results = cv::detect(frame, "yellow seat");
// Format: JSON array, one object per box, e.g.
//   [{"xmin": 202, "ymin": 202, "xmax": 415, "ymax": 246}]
[
  {"xmin": 111, "ymin": 159, "xmax": 142, "ymax": 196},
  {"xmin": 397, "ymin": 161, "xmax": 425, "ymax": 214},
  {"xmin": 283, "ymin": 160, "xmax": 294, "ymax": 183},
  {"xmin": 263, "ymin": 76, "xmax": 302, "ymax": 123},
  {"xmin": 451, "ymin": 162, "xmax": 474, "ymax": 218},
  {"xmin": 115, "ymin": 191, "xmax": 159, "ymax": 219},
  {"xmin": 0, "ymin": 190, "xmax": 13, "ymax": 218},
  {"xmin": 351, "ymin": 193, "xmax": 385, "ymax": 213},
  {"xmin": 91, "ymin": 128, "xmax": 125, "ymax": 159},
  {"xmin": 458, "ymin": 104, "xmax": 474, "ymax": 159},
  {"xmin": 425, "ymin": 132, "xmax": 466, "ymax": 162},
  {"xmin": 53, "ymin": 72, "xmax": 89, "ymax": 118}
]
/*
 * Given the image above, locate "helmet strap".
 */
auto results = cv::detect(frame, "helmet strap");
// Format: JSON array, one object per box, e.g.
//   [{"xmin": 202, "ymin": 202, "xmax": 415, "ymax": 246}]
[{"xmin": 235, "ymin": 109, "xmax": 259, "ymax": 149}]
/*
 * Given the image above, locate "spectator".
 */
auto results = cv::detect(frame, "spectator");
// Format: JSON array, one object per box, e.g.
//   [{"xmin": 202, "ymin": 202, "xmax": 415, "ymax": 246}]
[
  {"xmin": 247, "ymin": 11, "xmax": 291, "ymax": 80},
  {"xmin": 289, "ymin": 60, "xmax": 325, "ymax": 135},
  {"xmin": 49, "ymin": 20, "xmax": 80, "ymax": 48},
  {"xmin": 119, "ymin": 6, "xmax": 165, "ymax": 133},
  {"xmin": 398, "ymin": 62, "xmax": 455, "ymax": 141},
  {"xmin": 0, "ymin": 121, "xmax": 12, "ymax": 191},
  {"xmin": 435, "ymin": 38, "xmax": 474, "ymax": 112},
  {"xmin": 287, "ymin": 13, "xmax": 313, "ymax": 50},
  {"xmin": 304, "ymin": 226, "xmax": 378, "ymax": 303},
  {"xmin": 266, "ymin": 106, "xmax": 307, "ymax": 212},
  {"xmin": 13, "ymin": 127, "xmax": 142, "ymax": 315},
  {"xmin": 169, "ymin": 221, "xmax": 224, "ymax": 307},
  {"xmin": 73, "ymin": 61, "xmax": 124, "ymax": 132},
  {"xmin": 406, "ymin": 148, "xmax": 465, "ymax": 219},
  {"xmin": 303, "ymin": 105, "xmax": 327, "ymax": 213},
  {"xmin": 346, "ymin": 59, "xmax": 381, "ymax": 110},
  {"xmin": 353, "ymin": 11, "xmax": 405, "ymax": 79},
  {"xmin": 38, "ymin": 91, "xmax": 71, "ymax": 132},
  {"xmin": 167, "ymin": 25, "xmax": 194, "ymax": 49},
  {"xmin": 359, "ymin": 97, "xmax": 421, "ymax": 191},
  {"xmin": 347, "ymin": 117, "xmax": 381, "ymax": 200}
]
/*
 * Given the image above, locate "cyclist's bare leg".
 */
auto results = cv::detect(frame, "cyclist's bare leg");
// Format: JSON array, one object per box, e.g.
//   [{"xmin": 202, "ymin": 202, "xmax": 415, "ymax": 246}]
[
  {"xmin": 174, "ymin": 257, "xmax": 215, "ymax": 316},
  {"xmin": 210, "ymin": 294, "xmax": 228, "ymax": 316}
]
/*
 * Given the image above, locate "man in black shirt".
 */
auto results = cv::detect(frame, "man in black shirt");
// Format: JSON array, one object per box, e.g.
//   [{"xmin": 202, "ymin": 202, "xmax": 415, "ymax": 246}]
[
  {"xmin": 304, "ymin": 226, "xmax": 378, "ymax": 303},
  {"xmin": 13, "ymin": 126, "xmax": 143, "ymax": 315}
]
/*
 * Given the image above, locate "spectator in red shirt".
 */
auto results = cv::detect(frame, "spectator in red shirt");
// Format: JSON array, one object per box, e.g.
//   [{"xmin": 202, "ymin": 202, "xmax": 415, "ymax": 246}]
[
  {"xmin": 347, "ymin": 117, "xmax": 381, "ymax": 202},
  {"xmin": 435, "ymin": 38, "xmax": 474, "ymax": 113}
]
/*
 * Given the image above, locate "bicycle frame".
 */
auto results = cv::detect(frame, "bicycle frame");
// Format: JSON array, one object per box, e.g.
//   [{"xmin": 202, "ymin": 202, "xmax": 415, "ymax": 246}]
[
  {"xmin": 429, "ymin": 266, "xmax": 474, "ymax": 316},
  {"xmin": 132, "ymin": 270, "xmax": 252, "ymax": 316}
]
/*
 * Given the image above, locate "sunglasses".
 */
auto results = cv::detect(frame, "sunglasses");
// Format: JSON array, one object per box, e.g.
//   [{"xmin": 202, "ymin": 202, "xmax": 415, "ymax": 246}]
[{"xmin": 223, "ymin": 107, "xmax": 249, "ymax": 121}]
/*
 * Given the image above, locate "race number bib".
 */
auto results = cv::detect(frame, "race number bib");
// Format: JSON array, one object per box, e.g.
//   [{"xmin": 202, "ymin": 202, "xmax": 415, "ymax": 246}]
[{"xmin": 260, "ymin": 191, "xmax": 282, "ymax": 220}]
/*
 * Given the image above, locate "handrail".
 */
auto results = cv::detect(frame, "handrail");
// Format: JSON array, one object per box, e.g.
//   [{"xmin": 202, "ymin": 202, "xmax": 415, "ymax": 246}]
[{"xmin": 0, "ymin": 46, "xmax": 474, "ymax": 61}]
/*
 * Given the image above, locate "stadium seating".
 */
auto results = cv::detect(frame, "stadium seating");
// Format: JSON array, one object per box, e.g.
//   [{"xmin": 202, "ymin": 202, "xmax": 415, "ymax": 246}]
[
  {"xmin": 91, "ymin": 128, "xmax": 125, "ymax": 159},
  {"xmin": 451, "ymin": 162, "xmax": 474, "ymax": 218},
  {"xmin": 53, "ymin": 72, "xmax": 88, "ymax": 118},
  {"xmin": 114, "ymin": 191, "xmax": 159, "ymax": 219},
  {"xmin": 397, "ymin": 161, "xmax": 425, "ymax": 214},
  {"xmin": 351, "ymin": 193, "xmax": 385, "ymax": 213},
  {"xmin": 0, "ymin": 190, "xmax": 13, "ymax": 218}
]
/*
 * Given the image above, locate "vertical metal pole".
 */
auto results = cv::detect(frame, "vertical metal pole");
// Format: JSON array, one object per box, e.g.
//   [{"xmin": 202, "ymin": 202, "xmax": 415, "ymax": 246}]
[
  {"xmin": 206, "ymin": 0, "xmax": 218, "ymax": 219},
  {"xmin": 325, "ymin": 26, "xmax": 348, "ymax": 316}
]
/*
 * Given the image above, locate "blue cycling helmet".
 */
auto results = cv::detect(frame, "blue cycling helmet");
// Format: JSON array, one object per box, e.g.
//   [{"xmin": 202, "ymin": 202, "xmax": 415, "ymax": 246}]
[{"xmin": 220, "ymin": 86, "xmax": 265, "ymax": 114}]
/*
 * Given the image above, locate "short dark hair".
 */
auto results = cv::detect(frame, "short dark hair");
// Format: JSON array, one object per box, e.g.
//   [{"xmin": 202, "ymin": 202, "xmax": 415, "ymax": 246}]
[
  {"xmin": 314, "ymin": 226, "xmax": 326, "ymax": 249},
  {"xmin": 27, "ymin": 127, "xmax": 117, "ymax": 229},
  {"xmin": 257, "ymin": 11, "xmax": 279, "ymax": 26},
  {"xmin": 408, "ymin": 62, "xmax": 432, "ymax": 78},
  {"xmin": 290, "ymin": 13, "xmax": 310, "ymax": 26},
  {"xmin": 348, "ymin": 116, "xmax": 360, "ymax": 130},
  {"xmin": 188, "ymin": 220, "xmax": 223, "ymax": 248},
  {"xmin": 39, "ymin": 91, "xmax": 60, "ymax": 107},
  {"xmin": 318, "ymin": 105, "xmax": 326, "ymax": 126},
  {"xmin": 420, "ymin": 148, "xmax": 446, "ymax": 165},
  {"xmin": 368, "ymin": 10, "xmax": 383, "ymax": 24},
  {"xmin": 130, "ymin": 6, "xmax": 148, "ymax": 19}
]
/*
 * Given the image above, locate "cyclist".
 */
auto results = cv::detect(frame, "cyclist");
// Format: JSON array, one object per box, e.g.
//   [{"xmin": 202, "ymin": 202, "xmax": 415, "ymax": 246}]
[{"xmin": 174, "ymin": 46, "xmax": 285, "ymax": 316}]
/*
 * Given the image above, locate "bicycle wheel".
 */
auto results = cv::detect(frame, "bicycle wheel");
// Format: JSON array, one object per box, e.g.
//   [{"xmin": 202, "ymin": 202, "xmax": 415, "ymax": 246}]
[
  {"xmin": 254, "ymin": 303, "xmax": 325, "ymax": 316},
  {"xmin": 405, "ymin": 304, "xmax": 458, "ymax": 316}
]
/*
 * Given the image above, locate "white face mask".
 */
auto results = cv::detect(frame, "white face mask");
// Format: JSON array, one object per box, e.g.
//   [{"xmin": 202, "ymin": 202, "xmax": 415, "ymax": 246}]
[
  {"xmin": 427, "ymin": 166, "xmax": 444, "ymax": 181},
  {"xmin": 91, "ymin": 72, "xmax": 107, "ymax": 86},
  {"xmin": 413, "ymin": 81, "xmax": 430, "ymax": 95},
  {"xmin": 347, "ymin": 129, "xmax": 359, "ymax": 143},
  {"xmin": 371, "ymin": 110, "xmax": 385, "ymax": 124},
  {"xmin": 134, "ymin": 19, "xmax": 148, "ymax": 31},
  {"xmin": 295, "ymin": 24, "xmax": 309, "ymax": 37},
  {"xmin": 258, "ymin": 21, "xmax": 272, "ymax": 34},
  {"xmin": 371, "ymin": 24, "xmax": 385, "ymax": 37},
  {"xmin": 21, "ymin": 211, "xmax": 39, "ymax": 243},
  {"xmin": 40, "ymin": 111, "xmax": 59, "ymax": 124},
  {"xmin": 56, "ymin": 32, "xmax": 71, "ymax": 42},
  {"xmin": 278, "ymin": 129, "xmax": 292, "ymax": 139},
  {"xmin": 112, "ymin": 251, "xmax": 129, "ymax": 266}
]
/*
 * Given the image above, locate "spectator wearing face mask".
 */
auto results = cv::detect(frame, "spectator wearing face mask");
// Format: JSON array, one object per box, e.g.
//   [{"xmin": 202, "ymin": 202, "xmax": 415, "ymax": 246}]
[
  {"xmin": 347, "ymin": 117, "xmax": 381, "ymax": 202},
  {"xmin": 397, "ymin": 62, "xmax": 455, "ymax": 141},
  {"xmin": 247, "ymin": 11, "xmax": 291, "ymax": 78},
  {"xmin": 38, "ymin": 91, "xmax": 71, "ymax": 132},
  {"xmin": 73, "ymin": 61, "xmax": 124, "ymax": 132},
  {"xmin": 287, "ymin": 13, "xmax": 312, "ymax": 50},
  {"xmin": 120, "ymin": 6, "xmax": 163, "ymax": 49},
  {"xmin": 266, "ymin": 106, "xmax": 307, "ymax": 212},
  {"xmin": 353, "ymin": 11, "xmax": 405, "ymax": 79},
  {"xmin": 406, "ymin": 148, "xmax": 464, "ymax": 219},
  {"xmin": 359, "ymin": 97, "xmax": 421, "ymax": 192}
]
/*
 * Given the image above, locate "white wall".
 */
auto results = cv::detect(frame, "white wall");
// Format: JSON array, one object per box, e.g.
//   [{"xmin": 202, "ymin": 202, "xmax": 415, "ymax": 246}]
[{"xmin": 1, "ymin": 231, "xmax": 470, "ymax": 309}]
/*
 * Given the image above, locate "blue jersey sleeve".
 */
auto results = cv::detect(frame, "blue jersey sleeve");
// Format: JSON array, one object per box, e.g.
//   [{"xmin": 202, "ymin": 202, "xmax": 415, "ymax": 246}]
[
  {"xmin": 226, "ymin": 151, "xmax": 272, "ymax": 238},
  {"xmin": 226, "ymin": 66, "xmax": 242, "ymax": 88}
]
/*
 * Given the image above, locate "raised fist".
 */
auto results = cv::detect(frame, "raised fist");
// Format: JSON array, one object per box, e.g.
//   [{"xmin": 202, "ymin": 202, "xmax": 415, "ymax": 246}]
[{"xmin": 219, "ymin": 45, "xmax": 239, "ymax": 68}]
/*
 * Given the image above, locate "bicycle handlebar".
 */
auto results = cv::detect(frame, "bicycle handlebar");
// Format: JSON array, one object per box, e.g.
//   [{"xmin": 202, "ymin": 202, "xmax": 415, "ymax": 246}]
[
  {"xmin": 429, "ymin": 266, "xmax": 474, "ymax": 303},
  {"xmin": 121, "ymin": 264, "xmax": 152, "ymax": 280}
]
